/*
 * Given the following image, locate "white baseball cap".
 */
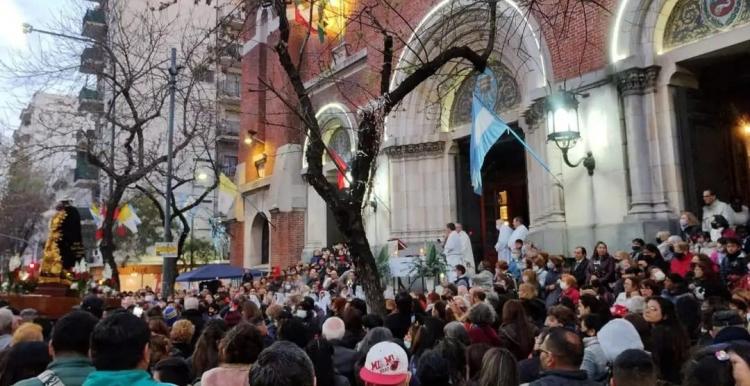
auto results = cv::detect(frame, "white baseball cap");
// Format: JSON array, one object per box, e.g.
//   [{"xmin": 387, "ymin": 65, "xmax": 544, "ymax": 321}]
[{"xmin": 359, "ymin": 341, "xmax": 409, "ymax": 385}]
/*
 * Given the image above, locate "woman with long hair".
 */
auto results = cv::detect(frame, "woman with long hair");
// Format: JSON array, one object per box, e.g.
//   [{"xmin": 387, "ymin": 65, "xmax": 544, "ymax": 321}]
[
  {"xmin": 191, "ymin": 319, "xmax": 228, "ymax": 381},
  {"xmin": 200, "ymin": 322, "xmax": 264, "ymax": 386},
  {"xmin": 643, "ymin": 296, "xmax": 690, "ymax": 384},
  {"xmin": 477, "ymin": 348, "xmax": 519, "ymax": 386},
  {"xmin": 586, "ymin": 241, "xmax": 616, "ymax": 287},
  {"xmin": 499, "ymin": 300, "xmax": 535, "ymax": 360}
]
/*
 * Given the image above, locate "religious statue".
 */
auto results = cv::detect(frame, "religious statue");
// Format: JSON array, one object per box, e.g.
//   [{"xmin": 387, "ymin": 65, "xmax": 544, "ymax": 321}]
[{"xmin": 39, "ymin": 198, "xmax": 86, "ymax": 284}]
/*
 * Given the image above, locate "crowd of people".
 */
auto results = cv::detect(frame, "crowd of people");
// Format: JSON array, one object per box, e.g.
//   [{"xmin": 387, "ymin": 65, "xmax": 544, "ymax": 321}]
[{"xmin": 1, "ymin": 191, "xmax": 750, "ymax": 385}]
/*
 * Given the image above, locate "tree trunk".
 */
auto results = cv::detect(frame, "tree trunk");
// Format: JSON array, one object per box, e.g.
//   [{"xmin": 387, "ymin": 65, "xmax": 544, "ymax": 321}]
[
  {"xmin": 334, "ymin": 206, "xmax": 386, "ymax": 315},
  {"xmin": 100, "ymin": 184, "xmax": 125, "ymax": 290}
]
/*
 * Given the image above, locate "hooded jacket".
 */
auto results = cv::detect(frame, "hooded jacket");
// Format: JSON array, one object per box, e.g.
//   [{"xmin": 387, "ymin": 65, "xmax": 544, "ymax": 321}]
[{"xmin": 597, "ymin": 319, "xmax": 645, "ymax": 363}]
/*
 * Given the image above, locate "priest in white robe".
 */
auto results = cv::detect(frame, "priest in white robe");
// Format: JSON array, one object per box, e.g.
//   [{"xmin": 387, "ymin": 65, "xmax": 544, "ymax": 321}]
[
  {"xmin": 495, "ymin": 220, "xmax": 513, "ymax": 262},
  {"xmin": 456, "ymin": 223, "xmax": 475, "ymax": 275},
  {"xmin": 443, "ymin": 223, "xmax": 463, "ymax": 282},
  {"xmin": 508, "ymin": 216, "xmax": 529, "ymax": 250}
]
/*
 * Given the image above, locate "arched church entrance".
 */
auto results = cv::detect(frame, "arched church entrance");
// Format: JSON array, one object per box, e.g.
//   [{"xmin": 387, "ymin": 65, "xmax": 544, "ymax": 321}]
[
  {"xmin": 451, "ymin": 61, "xmax": 529, "ymax": 263},
  {"xmin": 250, "ymin": 213, "xmax": 269, "ymax": 266}
]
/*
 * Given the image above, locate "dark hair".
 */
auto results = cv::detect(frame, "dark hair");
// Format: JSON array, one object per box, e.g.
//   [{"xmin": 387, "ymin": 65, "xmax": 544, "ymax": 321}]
[
  {"xmin": 249, "ymin": 341, "xmax": 315, "ymax": 386},
  {"xmin": 435, "ymin": 337, "xmax": 467, "ymax": 385},
  {"xmin": 466, "ymin": 343, "xmax": 491, "ymax": 380},
  {"xmin": 592, "ymin": 241, "xmax": 608, "ymax": 257},
  {"xmin": 612, "ymin": 349, "xmax": 657, "ymax": 386},
  {"xmin": 362, "ymin": 314, "xmax": 383, "ymax": 329},
  {"xmin": 305, "ymin": 339, "xmax": 337, "ymax": 386},
  {"xmin": 726, "ymin": 237, "xmax": 742, "ymax": 247},
  {"xmin": 513, "ymin": 216, "xmax": 524, "ymax": 224},
  {"xmin": 51, "ymin": 311, "xmax": 98, "ymax": 356},
  {"xmin": 220, "ymin": 322, "xmax": 264, "ymax": 364},
  {"xmin": 396, "ymin": 292, "xmax": 413, "ymax": 314},
  {"xmin": 446, "ymin": 223, "xmax": 456, "ymax": 231},
  {"xmin": 455, "ymin": 265, "xmax": 466, "ymax": 275},
  {"xmin": 575, "ymin": 246, "xmax": 587, "ymax": 256},
  {"xmin": 278, "ymin": 317, "xmax": 312, "ymax": 349},
  {"xmin": 623, "ymin": 313, "xmax": 652, "ymax": 351},
  {"xmin": 153, "ymin": 357, "xmax": 192, "ymax": 386},
  {"xmin": 342, "ymin": 307, "xmax": 363, "ymax": 333},
  {"xmin": 544, "ymin": 327, "xmax": 584, "ymax": 367},
  {"xmin": 192, "ymin": 319, "xmax": 227, "ymax": 378},
  {"xmin": 149, "ymin": 319, "xmax": 170, "ymax": 337},
  {"xmin": 632, "ymin": 238, "xmax": 645, "ymax": 246},
  {"xmin": 477, "ymin": 347, "xmax": 519, "ymax": 386},
  {"xmin": 90, "ymin": 311, "xmax": 151, "ymax": 370},
  {"xmin": 581, "ymin": 314, "xmax": 605, "ymax": 334},
  {"xmin": 547, "ymin": 305, "xmax": 576, "ymax": 329},
  {"xmin": 579, "ymin": 294, "xmax": 612, "ymax": 321},
  {"xmin": 416, "ymin": 350, "xmax": 450, "ymax": 386},
  {"xmin": 349, "ymin": 298, "xmax": 367, "ymax": 316},
  {"xmin": 501, "ymin": 300, "xmax": 533, "ymax": 356},
  {"xmin": 683, "ymin": 347, "xmax": 733, "ymax": 386},
  {"xmin": 0, "ymin": 342, "xmax": 51, "ymax": 386},
  {"xmin": 645, "ymin": 296, "xmax": 690, "ymax": 383}
]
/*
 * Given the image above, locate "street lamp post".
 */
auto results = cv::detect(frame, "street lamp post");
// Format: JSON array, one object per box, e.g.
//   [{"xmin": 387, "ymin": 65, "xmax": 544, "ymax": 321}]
[{"xmin": 162, "ymin": 47, "xmax": 180, "ymax": 300}]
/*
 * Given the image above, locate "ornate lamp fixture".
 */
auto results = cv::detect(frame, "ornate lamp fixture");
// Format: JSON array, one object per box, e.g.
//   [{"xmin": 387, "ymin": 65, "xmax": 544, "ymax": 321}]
[{"xmin": 545, "ymin": 89, "xmax": 595, "ymax": 176}]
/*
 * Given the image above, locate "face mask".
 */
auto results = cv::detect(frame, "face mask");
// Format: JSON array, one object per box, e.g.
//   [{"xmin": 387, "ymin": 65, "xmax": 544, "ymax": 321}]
[
  {"xmin": 285, "ymin": 284, "xmax": 292, "ymax": 291},
  {"xmin": 547, "ymin": 262, "xmax": 555, "ymax": 270},
  {"xmin": 679, "ymin": 218, "xmax": 688, "ymax": 227},
  {"xmin": 668, "ymin": 246, "xmax": 675, "ymax": 253},
  {"xmin": 295, "ymin": 309, "xmax": 307, "ymax": 318},
  {"xmin": 655, "ymin": 238, "xmax": 662, "ymax": 244},
  {"xmin": 673, "ymin": 252, "xmax": 684, "ymax": 260},
  {"xmin": 404, "ymin": 340, "xmax": 412, "ymax": 350},
  {"xmin": 560, "ymin": 281, "xmax": 569, "ymax": 291},
  {"xmin": 653, "ymin": 270, "xmax": 666, "ymax": 282},
  {"xmin": 632, "ymin": 245, "xmax": 641, "ymax": 252}
]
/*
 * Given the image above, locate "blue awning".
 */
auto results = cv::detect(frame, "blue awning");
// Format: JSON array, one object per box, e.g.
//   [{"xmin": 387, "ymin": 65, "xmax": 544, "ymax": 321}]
[{"xmin": 175, "ymin": 263, "xmax": 246, "ymax": 282}]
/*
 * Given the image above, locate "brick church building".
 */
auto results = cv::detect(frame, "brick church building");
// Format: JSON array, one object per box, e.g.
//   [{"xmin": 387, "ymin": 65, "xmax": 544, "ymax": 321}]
[{"xmin": 229, "ymin": 0, "xmax": 750, "ymax": 270}]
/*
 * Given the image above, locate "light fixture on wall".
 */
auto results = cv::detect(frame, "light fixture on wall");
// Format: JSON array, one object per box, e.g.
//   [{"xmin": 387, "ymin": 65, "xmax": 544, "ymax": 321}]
[
  {"xmin": 254, "ymin": 153, "xmax": 268, "ymax": 178},
  {"xmin": 545, "ymin": 89, "xmax": 595, "ymax": 176},
  {"xmin": 244, "ymin": 129, "xmax": 266, "ymax": 146}
]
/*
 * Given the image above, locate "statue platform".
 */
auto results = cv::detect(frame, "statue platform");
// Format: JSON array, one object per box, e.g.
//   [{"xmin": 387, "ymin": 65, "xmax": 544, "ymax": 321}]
[{"xmin": 0, "ymin": 290, "xmax": 120, "ymax": 319}]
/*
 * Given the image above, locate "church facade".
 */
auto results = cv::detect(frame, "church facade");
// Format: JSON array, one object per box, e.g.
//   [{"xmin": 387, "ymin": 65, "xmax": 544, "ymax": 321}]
[{"xmin": 230, "ymin": 0, "xmax": 750, "ymax": 269}]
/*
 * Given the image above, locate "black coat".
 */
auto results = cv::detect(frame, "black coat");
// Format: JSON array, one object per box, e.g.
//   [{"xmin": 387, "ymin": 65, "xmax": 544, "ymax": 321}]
[
  {"xmin": 529, "ymin": 370, "xmax": 602, "ymax": 386},
  {"xmin": 571, "ymin": 259, "xmax": 589, "ymax": 288}
]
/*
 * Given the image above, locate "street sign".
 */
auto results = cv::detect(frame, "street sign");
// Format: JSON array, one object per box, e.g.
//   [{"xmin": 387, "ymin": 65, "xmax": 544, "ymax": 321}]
[{"xmin": 155, "ymin": 242, "xmax": 178, "ymax": 258}]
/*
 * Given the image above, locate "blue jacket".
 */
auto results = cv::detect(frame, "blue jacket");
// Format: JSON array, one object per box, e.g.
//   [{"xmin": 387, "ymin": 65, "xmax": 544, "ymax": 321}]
[
  {"xmin": 14, "ymin": 356, "xmax": 95, "ymax": 386},
  {"xmin": 83, "ymin": 370, "xmax": 172, "ymax": 386}
]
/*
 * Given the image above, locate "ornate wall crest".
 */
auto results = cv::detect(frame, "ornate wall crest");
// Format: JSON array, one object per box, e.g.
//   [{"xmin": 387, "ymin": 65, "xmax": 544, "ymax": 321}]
[
  {"xmin": 663, "ymin": 0, "xmax": 750, "ymax": 50},
  {"xmin": 450, "ymin": 61, "xmax": 520, "ymax": 128}
]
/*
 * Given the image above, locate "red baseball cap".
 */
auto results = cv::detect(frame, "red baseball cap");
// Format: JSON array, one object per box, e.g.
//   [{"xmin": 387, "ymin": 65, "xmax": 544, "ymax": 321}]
[{"xmin": 359, "ymin": 341, "xmax": 409, "ymax": 385}]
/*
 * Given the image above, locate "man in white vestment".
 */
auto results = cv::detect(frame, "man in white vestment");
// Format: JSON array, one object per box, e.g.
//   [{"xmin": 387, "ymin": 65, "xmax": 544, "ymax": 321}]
[
  {"xmin": 443, "ymin": 223, "xmax": 463, "ymax": 282},
  {"xmin": 495, "ymin": 220, "xmax": 513, "ymax": 262},
  {"xmin": 456, "ymin": 223, "xmax": 475, "ymax": 275},
  {"xmin": 508, "ymin": 216, "xmax": 529, "ymax": 250}
]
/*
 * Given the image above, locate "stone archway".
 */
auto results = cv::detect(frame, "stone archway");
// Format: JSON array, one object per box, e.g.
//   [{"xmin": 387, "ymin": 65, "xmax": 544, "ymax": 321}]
[{"xmin": 249, "ymin": 213, "xmax": 269, "ymax": 267}]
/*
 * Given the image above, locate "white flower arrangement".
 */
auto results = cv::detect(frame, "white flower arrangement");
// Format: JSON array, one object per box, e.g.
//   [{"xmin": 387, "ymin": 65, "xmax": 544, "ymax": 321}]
[{"xmin": 103, "ymin": 264, "xmax": 113, "ymax": 280}]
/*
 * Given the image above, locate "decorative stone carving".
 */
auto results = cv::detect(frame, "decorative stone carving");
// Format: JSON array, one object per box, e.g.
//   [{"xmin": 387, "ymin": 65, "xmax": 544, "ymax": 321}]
[
  {"xmin": 383, "ymin": 141, "xmax": 445, "ymax": 159},
  {"xmin": 522, "ymin": 98, "xmax": 546, "ymax": 131},
  {"xmin": 664, "ymin": 0, "xmax": 750, "ymax": 51},
  {"xmin": 450, "ymin": 61, "xmax": 521, "ymax": 128},
  {"xmin": 616, "ymin": 66, "xmax": 661, "ymax": 96}
]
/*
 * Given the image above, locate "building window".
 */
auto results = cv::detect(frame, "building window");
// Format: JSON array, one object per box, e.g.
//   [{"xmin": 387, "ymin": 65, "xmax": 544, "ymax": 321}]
[
  {"xmin": 222, "ymin": 73, "xmax": 241, "ymax": 97},
  {"xmin": 221, "ymin": 155, "xmax": 238, "ymax": 177},
  {"xmin": 194, "ymin": 64, "xmax": 215, "ymax": 82}
]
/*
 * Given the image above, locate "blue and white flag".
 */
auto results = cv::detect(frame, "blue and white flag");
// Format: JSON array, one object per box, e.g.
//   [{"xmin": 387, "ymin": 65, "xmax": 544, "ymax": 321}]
[
  {"xmin": 470, "ymin": 68, "xmax": 555, "ymax": 195},
  {"xmin": 470, "ymin": 68, "xmax": 510, "ymax": 195}
]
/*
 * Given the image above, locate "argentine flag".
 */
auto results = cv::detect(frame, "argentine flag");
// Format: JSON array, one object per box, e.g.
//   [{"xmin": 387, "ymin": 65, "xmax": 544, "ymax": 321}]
[{"xmin": 470, "ymin": 68, "xmax": 511, "ymax": 195}]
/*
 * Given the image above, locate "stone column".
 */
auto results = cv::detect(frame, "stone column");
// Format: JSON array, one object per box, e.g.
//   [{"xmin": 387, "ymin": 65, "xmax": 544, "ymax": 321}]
[{"xmin": 617, "ymin": 66, "xmax": 671, "ymax": 219}]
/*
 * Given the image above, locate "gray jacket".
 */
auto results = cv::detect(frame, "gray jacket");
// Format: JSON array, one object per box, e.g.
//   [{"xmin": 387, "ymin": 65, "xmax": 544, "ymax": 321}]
[{"xmin": 580, "ymin": 336, "xmax": 608, "ymax": 382}]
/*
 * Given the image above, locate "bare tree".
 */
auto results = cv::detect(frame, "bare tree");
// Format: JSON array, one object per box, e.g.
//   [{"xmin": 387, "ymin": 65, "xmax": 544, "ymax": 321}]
[{"xmin": 1, "ymin": 2, "xmax": 226, "ymax": 288}]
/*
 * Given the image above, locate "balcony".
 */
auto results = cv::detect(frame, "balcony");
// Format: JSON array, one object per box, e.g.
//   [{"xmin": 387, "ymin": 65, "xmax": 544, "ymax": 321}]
[
  {"xmin": 82, "ymin": 8, "xmax": 107, "ymax": 39},
  {"xmin": 74, "ymin": 150, "xmax": 99, "ymax": 182},
  {"xmin": 80, "ymin": 47, "xmax": 105, "ymax": 74},
  {"xmin": 217, "ymin": 120, "xmax": 240, "ymax": 141},
  {"xmin": 218, "ymin": 44, "xmax": 241, "ymax": 67},
  {"xmin": 219, "ymin": 80, "xmax": 241, "ymax": 105},
  {"xmin": 78, "ymin": 87, "xmax": 103, "ymax": 113}
]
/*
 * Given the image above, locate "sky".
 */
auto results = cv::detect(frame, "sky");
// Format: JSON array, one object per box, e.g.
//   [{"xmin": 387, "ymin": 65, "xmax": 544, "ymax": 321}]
[{"xmin": 0, "ymin": 0, "xmax": 78, "ymax": 140}]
